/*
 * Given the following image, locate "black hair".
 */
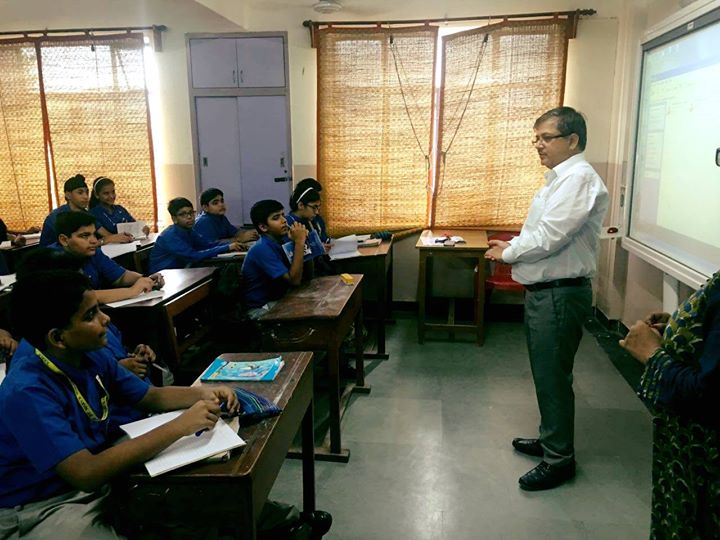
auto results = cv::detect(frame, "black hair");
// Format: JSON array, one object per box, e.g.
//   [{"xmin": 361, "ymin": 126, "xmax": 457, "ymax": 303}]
[
  {"xmin": 56, "ymin": 211, "xmax": 96, "ymax": 238},
  {"xmin": 63, "ymin": 174, "xmax": 88, "ymax": 193},
  {"xmin": 295, "ymin": 178, "xmax": 322, "ymax": 193},
  {"xmin": 168, "ymin": 197, "xmax": 194, "ymax": 216},
  {"xmin": 534, "ymin": 106, "xmax": 587, "ymax": 151},
  {"xmin": 89, "ymin": 176, "xmax": 114, "ymax": 209},
  {"xmin": 250, "ymin": 199, "xmax": 284, "ymax": 232},
  {"xmin": 289, "ymin": 185, "xmax": 321, "ymax": 211},
  {"xmin": 200, "ymin": 188, "xmax": 224, "ymax": 207},
  {"xmin": 10, "ymin": 270, "xmax": 92, "ymax": 349},
  {"xmin": 16, "ymin": 248, "xmax": 84, "ymax": 280}
]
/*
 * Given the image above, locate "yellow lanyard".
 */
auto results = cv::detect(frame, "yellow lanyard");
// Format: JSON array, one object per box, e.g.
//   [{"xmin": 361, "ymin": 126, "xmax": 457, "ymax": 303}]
[{"xmin": 35, "ymin": 348, "xmax": 109, "ymax": 422}]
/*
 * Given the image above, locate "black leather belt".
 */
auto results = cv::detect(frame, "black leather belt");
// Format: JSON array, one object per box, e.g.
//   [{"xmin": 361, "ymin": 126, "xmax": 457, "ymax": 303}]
[{"xmin": 524, "ymin": 277, "xmax": 590, "ymax": 292}]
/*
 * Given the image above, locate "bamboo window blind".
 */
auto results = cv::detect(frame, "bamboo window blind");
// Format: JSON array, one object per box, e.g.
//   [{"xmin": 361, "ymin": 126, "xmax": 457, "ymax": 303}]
[
  {"xmin": 433, "ymin": 19, "xmax": 571, "ymax": 228},
  {"xmin": 0, "ymin": 34, "xmax": 156, "ymax": 231},
  {"xmin": 317, "ymin": 26, "xmax": 437, "ymax": 236}
]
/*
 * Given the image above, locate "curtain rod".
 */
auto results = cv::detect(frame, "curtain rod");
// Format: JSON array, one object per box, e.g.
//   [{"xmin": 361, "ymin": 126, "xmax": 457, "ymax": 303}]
[
  {"xmin": 0, "ymin": 25, "xmax": 167, "ymax": 51},
  {"xmin": 303, "ymin": 9, "xmax": 595, "ymax": 46}
]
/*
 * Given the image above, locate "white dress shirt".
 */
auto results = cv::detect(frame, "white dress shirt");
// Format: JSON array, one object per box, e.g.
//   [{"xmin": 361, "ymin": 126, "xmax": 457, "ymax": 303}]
[{"xmin": 502, "ymin": 153, "xmax": 609, "ymax": 285}]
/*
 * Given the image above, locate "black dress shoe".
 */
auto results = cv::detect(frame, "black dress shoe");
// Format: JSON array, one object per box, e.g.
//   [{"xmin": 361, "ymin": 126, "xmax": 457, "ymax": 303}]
[
  {"xmin": 302, "ymin": 510, "xmax": 332, "ymax": 539},
  {"xmin": 512, "ymin": 437, "xmax": 544, "ymax": 458},
  {"xmin": 519, "ymin": 460, "xmax": 576, "ymax": 491}
]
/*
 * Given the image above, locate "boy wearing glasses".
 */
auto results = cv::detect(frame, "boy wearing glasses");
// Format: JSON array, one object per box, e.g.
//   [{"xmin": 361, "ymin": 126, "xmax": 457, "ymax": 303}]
[
  {"xmin": 193, "ymin": 187, "xmax": 259, "ymax": 246},
  {"xmin": 485, "ymin": 107, "xmax": 609, "ymax": 491},
  {"xmin": 149, "ymin": 197, "xmax": 243, "ymax": 273}
]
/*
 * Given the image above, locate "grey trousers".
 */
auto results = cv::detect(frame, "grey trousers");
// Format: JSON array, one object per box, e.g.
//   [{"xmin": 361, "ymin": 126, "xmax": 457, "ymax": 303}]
[{"xmin": 524, "ymin": 282, "xmax": 591, "ymax": 466}]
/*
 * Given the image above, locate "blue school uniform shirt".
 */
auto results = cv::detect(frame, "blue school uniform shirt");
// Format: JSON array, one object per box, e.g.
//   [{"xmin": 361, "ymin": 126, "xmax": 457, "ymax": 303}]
[
  {"xmin": 0, "ymin": 339, "xmax": 150, "ymax": 508},
  {"xmin": 89, "ymin": 204, "xmax": 135, "ymax": 235},
  {"xmin": 285, "ymin": 214, "xmax": 325, "ymax": 262},
  {"xmin": 149, "ymin": 224, "xmax": 230, "ymax": 273},
  {"xmin": 241, "ymin": 234, "xmax": 291, "ymax": 308},
  {"xmin": 39, "ymin": 204, "xmax": 71, "ymax": 246},
  {"xmin": 192, "ymin": 212, "xmax": 238, "ymax": 244},
  {"xmin": 50, "ymin": 243, "xmax": 126, "ymax": 290},
  {"xmin": 312, "ymin": 214, "xmax": 330, "ymax": 243}
]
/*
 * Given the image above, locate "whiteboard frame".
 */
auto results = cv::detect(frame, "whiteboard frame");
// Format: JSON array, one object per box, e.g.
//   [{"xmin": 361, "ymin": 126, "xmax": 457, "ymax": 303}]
[{"xmin": 622, "ymin": 0, "xmax": 720, "ymax": 289}]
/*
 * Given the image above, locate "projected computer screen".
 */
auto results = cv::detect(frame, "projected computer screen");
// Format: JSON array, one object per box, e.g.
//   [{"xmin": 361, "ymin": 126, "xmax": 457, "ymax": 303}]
[{"xmin": 629, "ymin": 8, "xmax": 720, "ymax": 277}]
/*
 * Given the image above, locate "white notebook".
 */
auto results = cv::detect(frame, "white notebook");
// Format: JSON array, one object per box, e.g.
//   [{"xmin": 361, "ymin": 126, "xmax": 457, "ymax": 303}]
[
  {"xmin": 117, "ymin": 221, "xmax": 147, "ymax": 239},
  {"xmin": 120, "ymin": 410, "xmax": 246, "ymax": 477},
  {"xmin": 104, "ymin": 290, "xmax": 164, "ymax": 308}
]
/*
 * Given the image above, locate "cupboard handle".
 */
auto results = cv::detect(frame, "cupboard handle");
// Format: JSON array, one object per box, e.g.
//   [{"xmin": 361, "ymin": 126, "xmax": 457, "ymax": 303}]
[
  {"xmin": 239, "ymin": 69, "xmax": 244, "ymax": 84},
  {"xmin": 232, "ymin": 69, "xmax": 236, "ymax": 84}
]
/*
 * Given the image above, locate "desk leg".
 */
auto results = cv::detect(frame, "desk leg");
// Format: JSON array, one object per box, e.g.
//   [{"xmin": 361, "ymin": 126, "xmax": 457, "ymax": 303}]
[
  {"xmin": 354, "ymin": 306, "xmax": 371, "ymax": 393},
  {"xmin": 301, "ymin": 399, "xmax": 316, "ymax": 514},
  {"xmin": 328, "ymin": 345, "xmax": 342, "ymax": 456},
  {"xmin": 475, "ymin": 255, "xmax": 486, "ymax": 346},
  {"xmin": 417, "ymin": 251, "xmax": 428, "ymax": 344}
]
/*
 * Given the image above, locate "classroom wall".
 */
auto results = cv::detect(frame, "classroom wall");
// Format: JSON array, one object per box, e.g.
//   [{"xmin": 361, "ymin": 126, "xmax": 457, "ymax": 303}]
[{"xmin": 2, "ymin": 0, "xmax": 699, "ymax": 319}]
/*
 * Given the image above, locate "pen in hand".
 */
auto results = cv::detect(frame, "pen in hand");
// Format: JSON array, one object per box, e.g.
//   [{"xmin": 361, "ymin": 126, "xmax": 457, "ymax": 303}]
[{"xmin": 195, "ymin": 401, "xmax": 227, "ymax": 436}]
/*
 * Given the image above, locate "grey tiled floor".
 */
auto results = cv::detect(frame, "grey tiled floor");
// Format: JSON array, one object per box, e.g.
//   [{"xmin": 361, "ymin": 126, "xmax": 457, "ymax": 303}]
[{"xmin": 270, "ymin": 316, "xmax": 652, "ymax": 539}]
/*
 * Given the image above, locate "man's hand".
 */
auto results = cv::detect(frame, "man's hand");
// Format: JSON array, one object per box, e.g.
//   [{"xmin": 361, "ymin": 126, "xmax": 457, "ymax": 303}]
[
  {"xmin": 10, "ymin": 234, "xmax": 26, "ymax": 248},
  {"xmin": 149, "ymin": 273, "xmax": 164, "ymax": 290},
  {"xmin": 105, "ymin": 233, "xmax": 134, "ymax": 244},
  {"xmin": 119, "ymin": 356, "xmax": 149, "ymax": 378},
  {"xmin": 619, "ymin": 320, "xmax": 663, "ymax": 365},
  {"xmin": 288, "ymin": 222, "xmax": 308, "ymax": 244},
  {"xmin": 236, "ymin": 229, "xmax": 259, "ymax": 243},
  {"xmin": 133, "ymin": 344, "xmax": 156, "ymax": 364},
  {"xmin": 485, "ymin": 239, "xmax": 510, "ymax": 262}
]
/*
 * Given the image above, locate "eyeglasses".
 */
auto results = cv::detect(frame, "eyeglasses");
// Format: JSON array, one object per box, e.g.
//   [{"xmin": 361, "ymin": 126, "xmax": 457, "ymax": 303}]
[
  {"xmin": 531, "ymin": 133, "xmax": 569, "ymax": 145},
  {"xmin": 176, "ymin": 210, "xmax": 196, "ymax": 218},
  {"xmin": 307, "ymin": 204, "xmax": 321, "ymax": 211}
]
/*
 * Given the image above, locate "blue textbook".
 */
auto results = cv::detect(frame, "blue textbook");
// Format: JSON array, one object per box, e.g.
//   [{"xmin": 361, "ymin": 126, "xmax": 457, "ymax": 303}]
[{"xmin": 200, "ymin": 356, "xmax": 284, "ymax": 382}]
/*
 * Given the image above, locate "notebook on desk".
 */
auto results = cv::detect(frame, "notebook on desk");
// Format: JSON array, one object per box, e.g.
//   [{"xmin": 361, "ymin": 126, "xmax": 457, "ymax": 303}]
[{"xmin": 120, "ymin": 411, "xmax": 246, "ymax": 477}]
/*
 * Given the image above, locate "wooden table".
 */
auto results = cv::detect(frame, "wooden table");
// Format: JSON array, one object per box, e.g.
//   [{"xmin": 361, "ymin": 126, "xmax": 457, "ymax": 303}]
[
  {"xmin": 114, "ymin": 352, "xmax": 315, "ymax": 540},
  {"xmin": 332, "ymin": 238, "xmax": 393, "ymax": 360},
  {"xmin": 257, "ymin": 275, "xmax": 368, "ymax": 462},
  {"xmin": 416, "ymin": 229, "xmax": 489, "ymax": 346},
  {"xmin": 104, "ymin": 267, "xmax": 217, "ymax": 368}
]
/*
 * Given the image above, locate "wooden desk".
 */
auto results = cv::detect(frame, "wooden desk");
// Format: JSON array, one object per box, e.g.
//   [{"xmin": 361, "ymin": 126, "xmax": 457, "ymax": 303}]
[
  {"xmin": 0, "ymin": 237, "xmax": 40, "ymax": 273},
  {"xmin": 257, "ymin": 275, "xmax": 367, "ymax": 462},
  {"xmin": 115, "ymin": 352, "xmax": 315, "ymax": 540},
  {"xmin": 104, "ymin": 267, "xmax": 216, "ymax": 367},
  {"xmin": 416, "ymin": 229, "xmax": 489, "ymax": 346},
  {"xmin": 332, "ymin": 238, "xmax": 393, "ymax": 360}
]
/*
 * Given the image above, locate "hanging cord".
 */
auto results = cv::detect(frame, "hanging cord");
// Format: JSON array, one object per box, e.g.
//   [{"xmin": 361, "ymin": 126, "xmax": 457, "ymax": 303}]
[{"xmin": 389, "ymin": 33, "xmax": 430, "ymax": 171}]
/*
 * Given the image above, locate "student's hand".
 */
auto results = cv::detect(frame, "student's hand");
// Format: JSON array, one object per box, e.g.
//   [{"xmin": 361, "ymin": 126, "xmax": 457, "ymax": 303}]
[
  {"xmin": 142, "ymin": 225, "xmax": 151, "ymax": 237},
  {"xmin": 105, "ymin": 233, "xmax": 134, "ymax": 244},
  {"xmin": 228, "ymin": 241, "xmax": 243, "ymax": 252},
  {"xmin": 485, "ymin": 245, "xmax": 506, "ymax": 262},
  {"xmin": 0, "ymin": 333, "xmax": 18, "ymax": 356},
  {"xmin": 119, "ymin": 355, "xmax": 149, "ymax": 378},
  {"xmin": 174, "ymin": 400, "xmax": 221, "ymax": 437},
  {"xmin": 288, "ymin": 222, "xmax": 308, "ymax": 244},
  {"xmin": 130, "ymin": 277, "xmax": 155, "ymax": 295},
  {"xmin": 199, "ymin": 385, "xmax": 240, "ymax": 416},
  {"xmin": 236, "ymin": 229, "xmax": 259, "ymax": 243},
  {"xmin": 25, "ymin": 226, "xmax": 41, "ymax": 234},
  {"xmin": 323, "ymin": 241, "xmax": 332, "ymax": 254},
  {"xmin": 133, "ymin": 344, "xmax": 156, "ymax": 364},
  {"xmin": 619, "ymin": 321, "xmax": 663, "ymax": 365},
  {"xmin": 148, "ymin": 272, "xmax": 164, "ymax": 290},
  {"xmin": 10, "ymin": 234, "xmax": 26, "ymax": 248},
  {"xmin": 643, "ymin": 312, "xmax": 671, "ymax": 333}
]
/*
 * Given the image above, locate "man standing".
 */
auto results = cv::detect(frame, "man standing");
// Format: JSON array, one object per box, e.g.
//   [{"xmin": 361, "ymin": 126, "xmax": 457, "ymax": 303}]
[{"xmin": 485, "ymin": 107, "xmax": 609, "ymax": 491}]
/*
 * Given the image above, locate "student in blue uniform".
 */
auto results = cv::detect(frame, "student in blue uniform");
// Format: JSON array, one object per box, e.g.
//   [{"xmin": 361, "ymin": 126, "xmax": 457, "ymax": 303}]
[
  {"xmin": 54, "ymin": 212, "xmax": 164, "ymax": 304},
  {"xmin": 286, "ymin": 183, "xmax": 336, "ymax": 276},
  {"xmin": 294, "ymin": 177, "xmax": 330, "ymax": 243},
  {"xmin": 0, "ymin": 270, "xmax": 240, "ymax": 539},
  {"xmin": 89, "ymin": 176, "xmax": 151, "ymax": 237},
  {"xmin": 149, "ymin": 197, "xmax": 242, "ymax": 273},
  {"xmin": 40, "ymin": 175, "xmax": 132, "ymax": 247},
  {"xmin": 241, "ymin": 199, "xmax": 308, "ymax": 319},
  {"xmin": 193, "ymin": 187, "xmax": 258, "ymax": 245}
]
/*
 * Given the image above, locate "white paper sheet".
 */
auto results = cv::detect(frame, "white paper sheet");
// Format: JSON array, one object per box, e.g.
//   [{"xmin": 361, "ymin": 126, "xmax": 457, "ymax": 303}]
[
  {"xmin": 120, "ymin": 411, "xmax": 246, "ymax": 477},
  {"xmin": 101, "ymin": 241, "xmax": 140, "ymax": 259},
  {"xmin": 0, "ymin": 274, "xmax": 17, "ymax": 292},
  {"xmin": 104, "ymin": 290, "xmax": 164, "ymax": 308},
  {"xmin": 117, "ymin": 221, "xmax": 147, "ymax": 239},
  {"xmin": 329, "ymin": 235, "xmax": 361, "ymax": 260}
]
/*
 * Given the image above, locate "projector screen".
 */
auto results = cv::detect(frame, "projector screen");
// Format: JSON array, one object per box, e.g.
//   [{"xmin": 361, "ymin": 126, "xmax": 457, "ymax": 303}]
[{"xmin": 628, "ymin": 6, "xmax": 720, "ymax": 281}]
